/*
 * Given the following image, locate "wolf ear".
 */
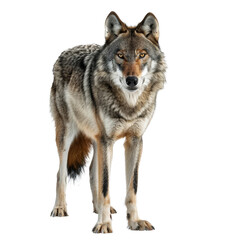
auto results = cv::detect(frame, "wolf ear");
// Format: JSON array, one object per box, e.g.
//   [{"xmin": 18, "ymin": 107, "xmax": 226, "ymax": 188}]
[
  {"xmin": 105, "ymin": 11, "xmax": 127, "ymax": 43},
  {"xmin": 136, "ymin": 13, "xmax": 159, "ymax": 44}
]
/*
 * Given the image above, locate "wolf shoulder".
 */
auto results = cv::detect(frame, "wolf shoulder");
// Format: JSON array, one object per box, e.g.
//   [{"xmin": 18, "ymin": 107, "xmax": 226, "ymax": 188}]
[{"xmin": 53, "ymin": 44, "xmax": 102, "ymax": 83}]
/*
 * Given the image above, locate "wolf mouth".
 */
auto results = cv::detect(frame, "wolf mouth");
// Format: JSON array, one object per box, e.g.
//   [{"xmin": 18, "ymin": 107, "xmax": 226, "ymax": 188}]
[{"xmin": 127, "ymin": 87, "xmax": 138, "ymax": 91}]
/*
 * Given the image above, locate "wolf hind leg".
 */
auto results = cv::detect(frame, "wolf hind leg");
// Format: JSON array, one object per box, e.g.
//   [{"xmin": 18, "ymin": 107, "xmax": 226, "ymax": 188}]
[{"xmin": 51, "ymin": 122, "xmax": 76, "ymax": 217}]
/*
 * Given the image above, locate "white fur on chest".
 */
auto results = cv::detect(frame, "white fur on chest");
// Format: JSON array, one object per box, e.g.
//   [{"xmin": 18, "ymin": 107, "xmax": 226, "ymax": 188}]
[{"xmin": 100, "ymin": 110, "xmax": 151, "ymax": 139}]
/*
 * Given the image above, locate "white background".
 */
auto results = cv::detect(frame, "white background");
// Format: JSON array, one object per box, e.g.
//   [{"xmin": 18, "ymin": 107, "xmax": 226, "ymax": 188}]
[{"xmin": 0, "ymin": 0, "xmax": 239, "ymax": 239}]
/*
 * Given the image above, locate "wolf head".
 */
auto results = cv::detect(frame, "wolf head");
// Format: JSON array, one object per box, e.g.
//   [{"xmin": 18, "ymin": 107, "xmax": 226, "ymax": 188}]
[{"xmin": 102, "ymin": 12, "xmax": 166, "ymax": 106}]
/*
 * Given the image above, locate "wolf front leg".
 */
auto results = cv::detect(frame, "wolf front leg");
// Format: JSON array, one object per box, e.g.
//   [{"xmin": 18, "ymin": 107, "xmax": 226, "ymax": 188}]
[
  {"xmin": 90, "ymin": 142, "xmax": 117, "ymax": 215},
  {"xmin": 92, "ymin": 136, "xmax": 113, "ymax": 233},
  {"xmin": 124, "ymin": 136, "xmax": 155, "ymax": 231}
]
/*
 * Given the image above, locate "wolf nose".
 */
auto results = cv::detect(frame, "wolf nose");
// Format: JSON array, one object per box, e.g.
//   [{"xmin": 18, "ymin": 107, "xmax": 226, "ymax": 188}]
[{"xmin": 126, "ymin": 76, "xmax": 138, "ymax": 87}]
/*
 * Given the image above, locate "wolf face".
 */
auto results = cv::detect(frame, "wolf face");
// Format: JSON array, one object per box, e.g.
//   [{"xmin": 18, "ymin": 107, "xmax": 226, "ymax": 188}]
[{"xmin": 102, "ymin": 12, "xmax": 163, "ymax": 106}]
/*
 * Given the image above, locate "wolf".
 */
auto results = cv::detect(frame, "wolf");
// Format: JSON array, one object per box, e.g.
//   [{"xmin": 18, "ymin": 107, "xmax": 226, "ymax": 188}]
[{"xmin": 50, "ymin": 11, "xmax": 166, "ymax": 233}]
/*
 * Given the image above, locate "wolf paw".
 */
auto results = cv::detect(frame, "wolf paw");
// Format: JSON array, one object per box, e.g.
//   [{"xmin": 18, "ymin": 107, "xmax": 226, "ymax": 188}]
[
  {"xmin": 128, "ymin": 220, "xmax": 155, "ymax": 231},
  {"xmin": 50, "ymin": 206, "xmax": 68, "ymax": 217},
  {"xmin": 92, "ymin": 222, "xmax": 113, "ymax": 233}
]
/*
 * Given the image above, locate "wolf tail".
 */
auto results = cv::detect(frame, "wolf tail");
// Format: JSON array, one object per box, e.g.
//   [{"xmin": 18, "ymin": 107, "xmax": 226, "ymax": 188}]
[{"xmin": 67, "ymin": 132, "xmax": 92, "ymax": 180}]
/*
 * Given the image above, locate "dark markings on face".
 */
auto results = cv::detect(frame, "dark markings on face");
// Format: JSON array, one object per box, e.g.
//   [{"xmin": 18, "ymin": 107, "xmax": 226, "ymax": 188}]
[
  {"xmin": 102, "ymin": 30, "xmax": 160, "ymax": 80},
  {"xmin": 115, "ymin": 51, "xmax": 150, "ymax": 80},
  {"xmin": 103, "ymin": 29, "xmax": 160, "ymax": 63}
]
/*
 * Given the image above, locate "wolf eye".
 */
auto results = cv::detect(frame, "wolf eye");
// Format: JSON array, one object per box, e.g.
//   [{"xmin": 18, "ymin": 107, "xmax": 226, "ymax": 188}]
[
  {"xmin": 117, "ymin": 53, "xmax": 124, "ymax": 59},
  {"xmin": 139, "ymin": 53, "xmax": 146, "ymax": 59}
]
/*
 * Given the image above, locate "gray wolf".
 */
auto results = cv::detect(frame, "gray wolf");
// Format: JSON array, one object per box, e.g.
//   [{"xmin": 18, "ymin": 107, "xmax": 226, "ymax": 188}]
[{"xmin": 50, "ymin": 11, "xmax": 166, "ymax": 233}]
